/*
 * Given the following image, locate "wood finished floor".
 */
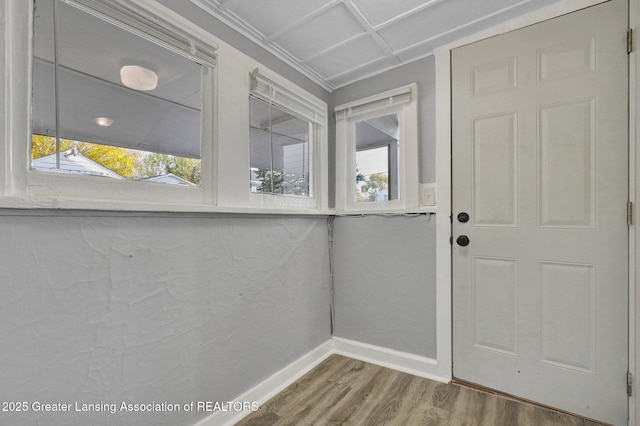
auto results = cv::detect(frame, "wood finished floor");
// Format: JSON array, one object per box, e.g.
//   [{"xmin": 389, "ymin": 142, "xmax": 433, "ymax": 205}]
[{"xmin": 236, "ymin": 354, "xmax": 605, "ymax": 426}]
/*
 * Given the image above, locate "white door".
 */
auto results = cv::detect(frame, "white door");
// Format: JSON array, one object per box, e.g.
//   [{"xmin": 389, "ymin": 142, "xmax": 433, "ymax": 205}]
[{"xmin": 452, "ymin": 1, "xmax": 629, "ymax": 424}]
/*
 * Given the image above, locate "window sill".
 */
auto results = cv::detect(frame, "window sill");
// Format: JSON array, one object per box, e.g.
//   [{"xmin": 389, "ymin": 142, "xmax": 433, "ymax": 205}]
[
  {"xmin": 0, "ymin": 195, "xmax": 334, "ymax": 216},
  {"xmin": 334, "ymin": 205, "xmax": 436, "ymax": 216}
]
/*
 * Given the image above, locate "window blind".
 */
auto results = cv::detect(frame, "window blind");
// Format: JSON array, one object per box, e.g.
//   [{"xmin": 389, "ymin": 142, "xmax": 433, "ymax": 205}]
[
  {"xmin": 250, "ymin": 68, "xmax": 327, "ymax": 126},
  {"xmin": 334, "ymin": 85, "xmax": 413, "ymax": 121},
  {"xmin": 62, "ymin": 0, "xmax": 217, "ymax": 67}
]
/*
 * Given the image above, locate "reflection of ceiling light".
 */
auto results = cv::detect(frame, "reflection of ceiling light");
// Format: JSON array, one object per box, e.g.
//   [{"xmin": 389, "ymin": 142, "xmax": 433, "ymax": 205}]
[
  {"xmin": 93, "ymin": 117, "xmax": 114, "ymax": 127},
  {"xmin": 120, "ymin": 65, "xmax": 158, "ymax": 91}
]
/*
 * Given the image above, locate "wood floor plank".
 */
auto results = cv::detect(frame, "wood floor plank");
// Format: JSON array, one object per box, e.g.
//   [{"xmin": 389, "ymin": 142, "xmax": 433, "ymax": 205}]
[
  {"xmin": 394, "ymin": 375, "xmax": 441, "ymax": 424},
  {"xmin": 269, "ymin": 356, "xmax": 351, "ymax": 417},
  {"xmin": 446, "ymin": 386, "xmax": 489, "ymax": 426},
  {"xmin": 358, "ymin": 372, "xmax": 416, "ymax": 425},
  {"xmin": 328, "ymin": 366, "xmax": 397, "ymax": 425},
  {"xmin": 430, "ymin": 380, "xmax": 461, "ymax": 411},
  {"xmin": 235, "ymin": 355, "xmax": 609, "ymax": 426}
]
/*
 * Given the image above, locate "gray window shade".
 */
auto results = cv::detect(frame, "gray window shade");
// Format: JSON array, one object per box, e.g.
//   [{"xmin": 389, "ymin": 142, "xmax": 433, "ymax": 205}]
[
  {"xmin": 250, "ymin": 69, "xmax": 326, "ymax": 126},
  {"xmin": 32, "ymin": 0, "xmax": 212, "ymax": 159},
  {"xmin": 62, "ymin": 0, "xmax": 217, "ymax": 66}
]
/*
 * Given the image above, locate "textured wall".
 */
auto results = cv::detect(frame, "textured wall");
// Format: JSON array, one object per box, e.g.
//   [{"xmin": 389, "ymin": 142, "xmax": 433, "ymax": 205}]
[
  {"xmin": 332, "ymin": 214, "xmax": 437, "ymax": 358},
  {"xmin": 0, "ymin": 212, "xmax": 330, "ymax": 426}
]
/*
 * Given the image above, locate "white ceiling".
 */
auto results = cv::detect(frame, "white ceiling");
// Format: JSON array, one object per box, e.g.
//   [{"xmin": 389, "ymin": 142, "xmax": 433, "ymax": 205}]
[{"xmin": 190, "ymin": 0, "xmax": 563, "ymax": 91}]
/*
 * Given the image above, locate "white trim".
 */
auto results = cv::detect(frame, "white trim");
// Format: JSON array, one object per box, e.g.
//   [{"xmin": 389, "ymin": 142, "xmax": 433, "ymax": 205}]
[
  {"xmin": 125, "ymin": 0, "xmax": 221, "ymax": 54},
  {"xmin": 251, "ymin": 68, "xmax": 327, "ymax": 126},
  {"xmin": 334, "ymin": 83, "xmax": 420, "ymax": 214},
  {"xmin": 193, "ymin": 340, "xmax": 333, "ymax": 426},
  {"xmin": 435, "ymin": 0, "xmax": 636, "ymax": 425},
  {"xmin": 331, "ymin": 337, "xmax": 449, "ymax": 383},
  {"xmin": 192, "ymin": 337, "xmax": 450, "ymax": 426},
  {"xmin": 334, "ymin": 85, "xmax": 413, "ymax": 115},
  {"xmin": 433, "ymin": 0, "xmax": 608, "ymax": 55},
  {"xmin": 434, "ymin": 49, "xmax": 453, "ymax": 383}
]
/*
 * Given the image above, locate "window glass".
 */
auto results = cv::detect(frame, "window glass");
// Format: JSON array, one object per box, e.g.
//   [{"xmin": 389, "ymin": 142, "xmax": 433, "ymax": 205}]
[
  {"xmin": 31, "ymin": 0, "xmax": 204, "ymax": 185},
  {"xmin": 250, "ymin": 96, "xmax": 310, "ymax": 196},
  {"xmin": 354, "ymin": 113, "xmax": 400, "ymax": 203}
]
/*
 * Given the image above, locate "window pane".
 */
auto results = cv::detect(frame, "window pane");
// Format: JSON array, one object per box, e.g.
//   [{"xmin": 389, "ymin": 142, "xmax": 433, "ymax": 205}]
[
  {"xmin": 31, "ymin": 0, "xmax": 204, "ymax": 185},
  {"xmin": 250, "ymin": 97, "xmax": 310, "ymax": 196},
  {"xmin": 355, "ymin": 113, "xmax": 400, "ymax": 203},
  {"xmin": 250, "ymin": 97, "xmax": 272, "ymax": 193},
  {"xmin": 31, "ymin": 135, "xmax": 200, "ymax": 185},
  {"xmin": 272, "ymin": 112, "xmax": 309, "ymax": 196}
]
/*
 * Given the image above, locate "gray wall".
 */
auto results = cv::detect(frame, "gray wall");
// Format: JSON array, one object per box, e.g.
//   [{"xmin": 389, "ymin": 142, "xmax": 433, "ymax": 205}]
[
  {"xmin": 332, "ymin": 55, "xmax": 437, "ymax": 183},
  {"xmin": 332, "ymin": 215, "xmax": 437, "ymax": 358},
  {"xmin": 0, "ymin": 212, "xmax": 330, "ymax": 426},
  {"xmin": 330, "ymin": 57, "xmax": 438, "ymax": 358}
]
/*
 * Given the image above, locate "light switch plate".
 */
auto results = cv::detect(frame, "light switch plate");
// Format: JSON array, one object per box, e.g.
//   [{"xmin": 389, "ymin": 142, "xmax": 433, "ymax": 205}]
[{"xmin": 421, "ymin": 183, "xmax": 436, "ymax": 206}]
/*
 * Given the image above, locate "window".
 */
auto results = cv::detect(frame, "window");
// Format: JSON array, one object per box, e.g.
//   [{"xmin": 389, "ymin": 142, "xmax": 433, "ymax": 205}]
[
  {"xmin": 248, "ymin": 69, "xmax": 326, "ymax": 209},
  {"xmin": 2, "ymin": 1, "xmax": 331, "ymax": 213},
  {"xmin": 249, "ymin": 97, "xmax": 310, "ymax": 196},
  {"xmin": 24, "ymin": 0, "xmax": 217, "ymax": 207},
  {"xmin": 335, "ymin": 84, "xmax": 419, "ymax": 213},
  {"xmin": 355, "ymin": 113, "xmax": 400, "ymax": 203}
]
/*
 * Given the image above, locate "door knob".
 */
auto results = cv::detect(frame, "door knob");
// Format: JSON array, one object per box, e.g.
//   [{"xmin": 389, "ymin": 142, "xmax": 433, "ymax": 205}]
[
  {"xmin": 457, "ymin": 212, "xmax": 470, "ymax": 223},
  {"xmin": 456, "ymin": 235, "xmax": 470, "ymax": 247}
]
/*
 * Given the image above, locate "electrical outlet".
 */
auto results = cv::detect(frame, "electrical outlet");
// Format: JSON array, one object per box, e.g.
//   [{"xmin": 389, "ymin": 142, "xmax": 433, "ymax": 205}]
[{"xmin": 421, "ymin": 183, "xmax": 436, "ymax": 206}]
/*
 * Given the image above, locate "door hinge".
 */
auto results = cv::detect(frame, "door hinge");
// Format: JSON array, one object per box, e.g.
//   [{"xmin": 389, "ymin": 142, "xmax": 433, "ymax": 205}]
[
  {"xmin": 628, "ymin": 28, "xmax": 633, "ymax": 54},
  {"xmin": 628, "ymin": 372, "xmax": 633, "ymax": 397},
  {"xmin": 628, "ymin": 201, "xmax": 633, "ymax": 226}
]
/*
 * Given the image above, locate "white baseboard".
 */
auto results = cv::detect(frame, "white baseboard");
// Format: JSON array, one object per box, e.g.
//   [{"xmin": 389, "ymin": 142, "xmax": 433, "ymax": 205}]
[
  {"xmin": 192, "ymin": 337, "xmax": 449, "ymax": 426},
  {"xmin": 193, "ymin": 340, "xmax": 333, "ymax": 426},
  {"xmin": 330, "ymin": 337, "xmax": 449, "ymax": 384}
]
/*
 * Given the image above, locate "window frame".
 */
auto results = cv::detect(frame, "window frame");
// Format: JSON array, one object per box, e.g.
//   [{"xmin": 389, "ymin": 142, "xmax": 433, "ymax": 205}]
[
  {"xmin": 1, "ymin": 0, "xmax": 218, "ymax": 212},
  {"xmin": 1, "ymin": 0, "xmax": 331, "ymax": 214},
  {"xmin": 334, "ymin": 83, "xmax": 420, "ymax": 214},
  {"xmin": 247, "ymin": 68, "xmax": 327, "ymax": 210},
  {"xmin": 249, "ymin": 95, "xmax": 314, "ymax": 198}
]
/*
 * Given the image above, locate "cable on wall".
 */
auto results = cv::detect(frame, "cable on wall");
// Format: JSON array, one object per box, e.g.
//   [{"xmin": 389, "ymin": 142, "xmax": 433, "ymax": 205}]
[
  {"xmin": 337, "ymin": 212, "xmax": 435, "ymax": 219},
  {"xmin": 328, "ymin": 215, "xmax": 335, "ymax": 335}
]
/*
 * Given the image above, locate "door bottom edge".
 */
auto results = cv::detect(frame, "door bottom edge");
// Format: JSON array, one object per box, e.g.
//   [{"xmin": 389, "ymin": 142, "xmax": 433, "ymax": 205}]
[{"xmin": 451, "ymin": 377, "xmax": 613, "ymax": 425}]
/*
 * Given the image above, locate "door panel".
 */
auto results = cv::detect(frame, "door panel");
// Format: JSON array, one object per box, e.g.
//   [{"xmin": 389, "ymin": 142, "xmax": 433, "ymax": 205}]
[
  {"xmin": 539, "ymin": 99, "xmax": 595, "ymax": 228},
  {"xmin": 452, "ymin": 1, "xmax": 628, "ymax": 424},
  {"xmin": 472, "ymin": 112, "xmax": 518, "ymax": 226}
]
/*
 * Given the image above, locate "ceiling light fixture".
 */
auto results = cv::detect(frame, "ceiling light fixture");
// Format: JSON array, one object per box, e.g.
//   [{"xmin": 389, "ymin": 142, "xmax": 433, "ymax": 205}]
[
  {"xmin": 93, "ymin": 117, "xmax": 114, "ymax": 127},
  {"xmin": 120, "ymin": 65, "xmax": 158, "ymax": 91}
]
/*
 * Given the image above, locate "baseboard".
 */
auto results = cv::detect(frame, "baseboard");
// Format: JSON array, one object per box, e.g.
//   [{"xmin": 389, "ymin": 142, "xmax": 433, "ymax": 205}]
[
  {"xmin": 331, "ymin": 337, "xmax": 449, "ymax": 384},
  {"xmin": 192, "ymin": 337, "xmax": 449, "ymax": 426},
  {"xmin": 192, "ymin": 340, "xmax": 333, "ymax": 426}
]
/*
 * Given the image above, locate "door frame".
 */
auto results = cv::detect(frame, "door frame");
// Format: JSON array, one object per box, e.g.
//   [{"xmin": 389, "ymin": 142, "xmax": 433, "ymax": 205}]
[{"xmin": 433, "ymin": 0, "xmax": 638, "ymax": 423}]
